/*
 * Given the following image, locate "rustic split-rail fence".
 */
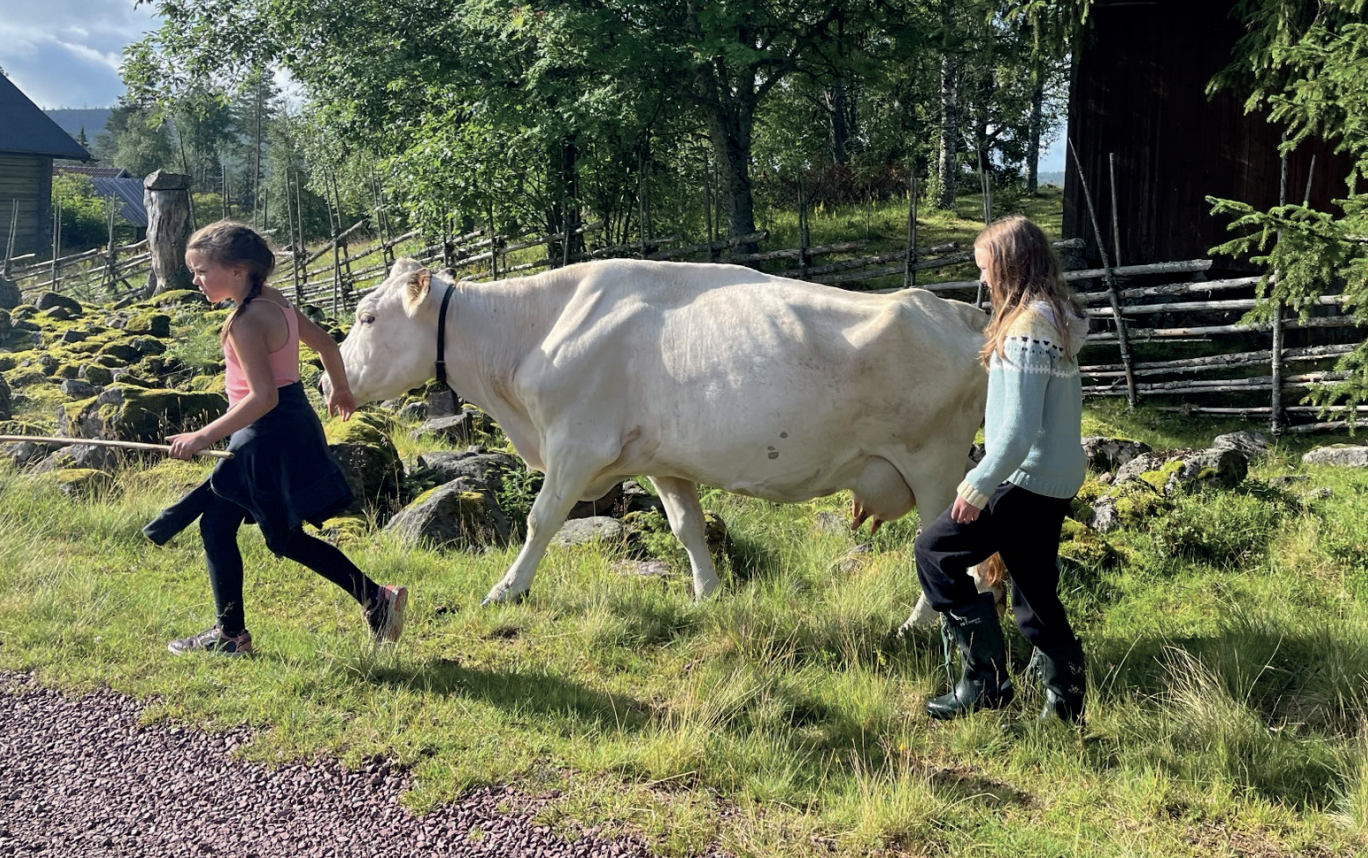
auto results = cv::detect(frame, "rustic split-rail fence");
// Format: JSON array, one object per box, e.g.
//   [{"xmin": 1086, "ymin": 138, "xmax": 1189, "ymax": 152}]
[{"xmin": 4, "ymin": 186, "xmax": 1361, "ymax": 437}]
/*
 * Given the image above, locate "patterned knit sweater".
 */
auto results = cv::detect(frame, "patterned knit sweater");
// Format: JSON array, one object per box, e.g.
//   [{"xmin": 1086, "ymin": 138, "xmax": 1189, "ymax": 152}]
[{"xmin": 957, "ymin": 304, "xmax": 1087, "ymax": 508}]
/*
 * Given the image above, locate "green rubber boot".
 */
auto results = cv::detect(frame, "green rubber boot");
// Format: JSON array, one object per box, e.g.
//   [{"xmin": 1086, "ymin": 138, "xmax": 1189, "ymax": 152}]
[
  {"xmin": 926, "ymin": 593, "xmax": 1015, "ymax": 720},
  {"xmin": 1032, "ymin": 639, "xmax": 1086, "ymax": 724}
]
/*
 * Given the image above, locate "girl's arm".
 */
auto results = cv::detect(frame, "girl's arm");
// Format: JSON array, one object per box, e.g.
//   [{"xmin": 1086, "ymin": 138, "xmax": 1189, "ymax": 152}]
[
  {"xmin": 166, "ymin": 309, "xmax": 281, "ymax": 459},
  {"xmin": 295, "ymin": 308, "xmax": 356, "ymax": 420}
]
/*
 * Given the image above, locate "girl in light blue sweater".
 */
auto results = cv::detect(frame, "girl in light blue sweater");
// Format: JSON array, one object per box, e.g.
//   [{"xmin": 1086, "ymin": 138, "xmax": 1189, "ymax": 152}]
[{"xmin": 915, "ymin": 215, "xmax": 1089, "ymax": 723}]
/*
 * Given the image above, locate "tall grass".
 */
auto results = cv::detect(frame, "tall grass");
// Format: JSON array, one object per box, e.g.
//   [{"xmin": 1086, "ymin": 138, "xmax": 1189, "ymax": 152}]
[{"xmin": 3, "ymin": 411, "xmax": 1368, "ymax": 856}]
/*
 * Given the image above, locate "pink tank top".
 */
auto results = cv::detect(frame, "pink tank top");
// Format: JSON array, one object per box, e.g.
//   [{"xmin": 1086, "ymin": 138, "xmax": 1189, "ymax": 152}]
[{"xmin": 224, "ymin": 300, "xmax": 301, "ymax": 407}]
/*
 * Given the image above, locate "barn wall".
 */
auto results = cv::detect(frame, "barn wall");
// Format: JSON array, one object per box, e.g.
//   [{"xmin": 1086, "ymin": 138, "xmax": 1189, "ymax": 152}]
[
  {"xmin": 1063, "ymin": 1, "xmax": 1353, "ymax": 271},
  {"xmin": 0, "ymin": 153, "xmax": 53, "ymax": 261}
]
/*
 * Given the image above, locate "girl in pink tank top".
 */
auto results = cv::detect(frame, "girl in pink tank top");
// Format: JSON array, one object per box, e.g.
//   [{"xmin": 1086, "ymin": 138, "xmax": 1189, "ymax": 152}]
[{"xmin": 153, "ymin": 220, "xmax": 408, "ymax": 657}]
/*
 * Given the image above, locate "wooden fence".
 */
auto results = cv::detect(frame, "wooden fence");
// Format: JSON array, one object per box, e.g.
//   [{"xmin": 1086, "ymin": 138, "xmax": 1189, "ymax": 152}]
[{"xmin": 6, "ymin": 209, "xmax": 1363, "ymax": 435}]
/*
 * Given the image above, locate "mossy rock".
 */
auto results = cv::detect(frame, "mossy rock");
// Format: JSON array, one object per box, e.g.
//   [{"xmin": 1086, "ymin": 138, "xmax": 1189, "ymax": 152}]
[
  {"xmin": 97, "ymin": 341, "xmax": 142, "ymax": 362},
  {"xmin": 150, "ymin": 289, "xmax": 207, "ymax": 308},
  {"xmin": 94, "ymin": 354, "xmax": 128, "ymax": 369},
  {"xmin": 58, "ymin": 383, "xmax": 228, "ymax": 443},
  {"xmin": 77, "ymin": 364, "xmax": 114, "ymax": 386},
  {"xmin": 49, "ymin": 468, "xmax": 117, "ymax": 501},
  {"xmin": 0, "ymin": 372, "xmax": 10, "ymax": 421},
  {"xmin": 1058, "ymin": 519, "xmax": 1120, "ymax": 568},
  {"xmin": 319, "ymin": 514, "xmax": 371, "ymax": 546},
  {"xmin": 35, "ymin": 292, "xmax": 83, "ymax": 316},
  {"xmin": 383, "ymin": 479, "xmax": 513, "ymax": 550},
  {"xmin": 187, "ymin": 374, "xmax": 227, "ymax": 395},
  {"xmin": 127, "ymin": 336, "xmax": 167, "ymax": 357},
  {"xmin": 1088, "ymin": 479, "xmax": 1171, "ymax": 534},
  {"xmin": 124, "ymin": 311, "xmax": 173, "ymax": 338},
  {"xmin": 11, "ymin": 305, "xmax": 38, "ymax": 321}
]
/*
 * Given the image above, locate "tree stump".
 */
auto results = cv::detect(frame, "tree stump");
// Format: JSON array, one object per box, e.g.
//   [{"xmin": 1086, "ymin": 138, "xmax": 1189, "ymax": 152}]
[{"xmin": 143, "ymin": 170, "xmax": 193, "ymax": 297}]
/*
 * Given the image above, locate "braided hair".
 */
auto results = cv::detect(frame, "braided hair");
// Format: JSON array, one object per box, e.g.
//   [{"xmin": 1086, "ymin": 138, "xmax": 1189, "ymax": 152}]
[{"xmin": 187, "ymin": 220, "xmax": 277, "ymax": 341}]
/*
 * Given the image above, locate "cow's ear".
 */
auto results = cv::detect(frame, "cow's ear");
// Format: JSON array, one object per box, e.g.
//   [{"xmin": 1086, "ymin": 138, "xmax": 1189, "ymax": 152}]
[{"xmin": 405, "ymin": 268, "xmax": 432, "ymax": 305}]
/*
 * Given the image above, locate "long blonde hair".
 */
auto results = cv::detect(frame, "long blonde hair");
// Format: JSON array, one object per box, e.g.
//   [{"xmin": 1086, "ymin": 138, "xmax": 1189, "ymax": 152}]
[
  {"xmin": 186, "ymin": 219, "xmax": 277, "ymax": 341},
  {"xmin": 976, "ymin": 215, "xmax": 1084, "ymax": 367}
]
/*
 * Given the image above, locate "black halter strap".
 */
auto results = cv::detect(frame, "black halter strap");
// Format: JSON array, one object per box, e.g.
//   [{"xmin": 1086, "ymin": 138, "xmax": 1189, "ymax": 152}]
[{"xmin": 434, "ymin": 283, "xmax": 455, "ymax": 393}]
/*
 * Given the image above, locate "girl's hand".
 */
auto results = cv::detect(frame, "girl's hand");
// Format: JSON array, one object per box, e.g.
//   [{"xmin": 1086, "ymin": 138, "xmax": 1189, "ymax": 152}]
[
  {"xmin": 951, "ymin": 496, "xmax": 982, "ymax": 524},
  {"xmin": 166, "ymin": 431, "xmax": 211, "ymax": 460},
  {"xmin": 327, "ymin": 385, "xmax": 356, "ymax": 421}
]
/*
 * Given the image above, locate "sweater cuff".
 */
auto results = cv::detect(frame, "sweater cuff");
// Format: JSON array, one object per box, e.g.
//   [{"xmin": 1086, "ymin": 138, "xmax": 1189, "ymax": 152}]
[{"xmin": 956, "ymin": 479, "xmax": 991, "ymax": 509}]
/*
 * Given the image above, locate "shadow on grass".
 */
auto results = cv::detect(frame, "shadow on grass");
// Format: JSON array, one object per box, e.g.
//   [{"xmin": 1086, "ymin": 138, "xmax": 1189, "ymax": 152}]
[
  {"xmin": 369, "ymin": 656, "xmax": 657, "ymax": 735},
  {"xmin": 1091, "ymin": 617, "xmax": 1367, "ymax": 811}
]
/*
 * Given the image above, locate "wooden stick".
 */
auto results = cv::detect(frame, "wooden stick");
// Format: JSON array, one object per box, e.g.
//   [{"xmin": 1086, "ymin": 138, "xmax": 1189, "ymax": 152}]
[{"xmin": 0, "ymin": 436, "xmax": 233, "ymax": 459}]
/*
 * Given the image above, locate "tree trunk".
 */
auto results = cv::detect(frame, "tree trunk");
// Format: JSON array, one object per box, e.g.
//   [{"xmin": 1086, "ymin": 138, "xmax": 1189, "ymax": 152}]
[
  {"xmin": 143, "ymin": 170, "xmax": 193, "ymax": 297},
  {"xmin": 935, "ymin": 54, "xmax": 960, "ymax": 210},
  {"xmin": 1026, "ymin": 71, "xmax": 1044, "ymax": 196},
  {"xmin": 826, "ymin": 83, "xmax": 850, "ymax": 166},
  {"xmin": 547, "ymin": 137, "xmax": 582, "ymax": 264},
  {"xmin": 703, "ymin": 100, "xmax": 759, "ymax": 254}
]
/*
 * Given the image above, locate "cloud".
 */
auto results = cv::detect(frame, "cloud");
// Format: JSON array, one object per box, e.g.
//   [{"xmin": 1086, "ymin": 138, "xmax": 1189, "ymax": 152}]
[{"xmin": 0, "ymin": 0, "xmax": 160, "ymax": 108}]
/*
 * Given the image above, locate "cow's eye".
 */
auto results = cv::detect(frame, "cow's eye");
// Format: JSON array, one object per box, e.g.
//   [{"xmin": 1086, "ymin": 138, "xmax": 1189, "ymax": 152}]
[{"xmin": 358, "ymin": 313, "xmax": 376, "ymax": 325}]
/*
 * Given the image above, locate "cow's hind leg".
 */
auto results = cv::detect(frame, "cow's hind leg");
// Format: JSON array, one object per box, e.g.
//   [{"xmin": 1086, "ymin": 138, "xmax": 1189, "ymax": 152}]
[
  {"xmin": 481, "ymin": 449, "xmax": 612, "ymax": 606},
  {"xmin": 646, "ymin": 476, "xmax": 720, "ymax": 600}
]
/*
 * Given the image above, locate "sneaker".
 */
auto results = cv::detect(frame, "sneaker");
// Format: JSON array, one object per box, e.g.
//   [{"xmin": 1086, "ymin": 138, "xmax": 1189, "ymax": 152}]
[
  {"xmin": 365, "ymin": 585, "xmax": 408, "ymax": 643},
  {"xmin": 168, "ymin": 627, "xmax": 253, "ymax": 656}
]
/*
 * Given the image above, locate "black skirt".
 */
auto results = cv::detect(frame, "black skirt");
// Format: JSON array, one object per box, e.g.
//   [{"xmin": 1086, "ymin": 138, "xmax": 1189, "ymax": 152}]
[{"xmin": 143, "ymin": 382, "xmax": 354, "ymax": 554}]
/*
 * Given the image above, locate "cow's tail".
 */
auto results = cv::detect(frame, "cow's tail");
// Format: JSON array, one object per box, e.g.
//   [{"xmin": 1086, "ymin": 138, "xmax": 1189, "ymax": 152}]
[{"xmin": 978, "ymin": 552, "xmax": 1007, "ymax": 589}]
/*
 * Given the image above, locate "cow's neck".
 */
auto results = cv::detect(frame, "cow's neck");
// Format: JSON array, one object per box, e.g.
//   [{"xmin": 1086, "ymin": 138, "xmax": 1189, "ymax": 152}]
[{"xmin": 437, "ymin": 272, "xmax": 570, "ymax": 414}]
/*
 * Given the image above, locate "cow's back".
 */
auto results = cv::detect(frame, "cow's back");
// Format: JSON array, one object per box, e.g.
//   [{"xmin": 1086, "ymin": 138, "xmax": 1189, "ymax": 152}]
[{"xmin": 512, "ymin": 260, "xmax": 988, "ymax": 501}]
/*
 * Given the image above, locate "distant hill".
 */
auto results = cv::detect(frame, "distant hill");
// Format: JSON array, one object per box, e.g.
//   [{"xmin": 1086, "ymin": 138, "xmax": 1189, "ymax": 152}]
[
  {"xmin": 45, "ymin": 108, "xmax": 111, "ymax": 144},
  {"xmin": 1038, "ymin": 171, "xmax": 1066, "ymax": 188}
]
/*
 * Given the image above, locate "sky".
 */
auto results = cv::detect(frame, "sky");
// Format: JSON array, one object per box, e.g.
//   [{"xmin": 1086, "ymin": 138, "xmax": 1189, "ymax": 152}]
[
  {"xmin": 0, "ymin": 0, "xmax": 160, "ymax": 109},
  {"xmin": 0, "ymin": 0, "xmax": 1068, "ymax": 172}
]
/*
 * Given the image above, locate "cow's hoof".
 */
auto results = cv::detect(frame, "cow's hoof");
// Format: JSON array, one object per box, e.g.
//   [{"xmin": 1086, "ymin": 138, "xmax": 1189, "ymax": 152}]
[{"xmin": 480, "ymin": 588, "xmax": 530, "ymax": 607}]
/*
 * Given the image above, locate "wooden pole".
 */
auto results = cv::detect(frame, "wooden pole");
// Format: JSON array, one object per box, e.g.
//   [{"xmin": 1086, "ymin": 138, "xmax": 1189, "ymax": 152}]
[
  {"xmin": 1271, "ymin": 138, "xmax": 1289, "ymax": 437},
  {"xmin": 0, "ymin": 436, "xmax": 233, "ymax": 459},
  {"xmin": 3, "ymin": 199, "xmax": 18, "ymax": 278},
  {"xmin": 904, "ymin": 167, "xmax": 918, "ymax": 290},
  {"xmin": 797, "ymin": 172, "xmax": 809, "ymax": 280},
  {"xmin": 1108, "ymin": 152, "xmax": 1122, "ymax": 269},
  {"xmin": 1069, "ymin": 138, "xmax": 1137, "ymax": 407}
]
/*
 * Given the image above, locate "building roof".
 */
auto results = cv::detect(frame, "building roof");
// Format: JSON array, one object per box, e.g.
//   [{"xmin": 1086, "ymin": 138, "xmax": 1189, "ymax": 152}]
[
  {"xmin": 88, "ymin": 175, "xmax": 149, "ymax": 228},
  {"xmin": 55, "ymin": 165, "xmax": 131, "ymax": 179},
  {"xmin": 0, "ymin": 75, "xmax": 92, "ymax": 160}
]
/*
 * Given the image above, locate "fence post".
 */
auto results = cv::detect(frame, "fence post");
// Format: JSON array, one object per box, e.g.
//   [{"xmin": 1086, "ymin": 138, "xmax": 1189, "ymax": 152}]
[
  {"xmin": 143, "ymin": 170, "xmax": 193, "ymax": 297},
  {"xmin": 797, "ymin": 172, "xmax": 809, "ymax": 280},
  {"xmin": 904, "ymin": 169, "xmax": 918, "ymax": 290},
  {"xmin": 1069, "ymin": 139, "xmax": 1138, "ymax": 407}
]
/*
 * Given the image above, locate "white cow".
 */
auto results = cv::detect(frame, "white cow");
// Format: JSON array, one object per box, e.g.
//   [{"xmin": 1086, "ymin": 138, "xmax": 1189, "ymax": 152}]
[{"xmin": 325, "ymin": 258, "xmax": 989, "ymax": 625}]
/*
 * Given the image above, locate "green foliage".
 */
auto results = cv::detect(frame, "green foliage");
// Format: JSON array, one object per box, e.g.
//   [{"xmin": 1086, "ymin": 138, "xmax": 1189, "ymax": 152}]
[
  {"xmin": 1208, "ymin": 4, "xmax": 1368, "ymax": 410},
  {"xmin": 50, "ymin": 174, "xmax": 116, "ymax": 251}
]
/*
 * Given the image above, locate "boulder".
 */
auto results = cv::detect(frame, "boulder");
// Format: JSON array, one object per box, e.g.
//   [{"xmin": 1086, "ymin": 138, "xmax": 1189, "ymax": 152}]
[
  {"xmin": 0, "ymin": 276, "xmax": 20, "ymax": 310},
  {"xmin": 0, "ymin": 372, "xmax": 9, "ymax": 421},
  {"xmin": 57, "ymin": 384, "xmax": 227, "ymax": 443},
  {"xmin": 383, "ymin": 478, "xmax": 513, "ymax": 550},
  {"xmin": 52, "ymin": 468, "xmax": 116, "ymax": 500},
  {"xmin": 326, "ymin": 418, "xmax": 403, "ymax": 513},
  {"xmin": 60, "ymin": 379, "xmax": 98, "ymax": 399},
  {"xmin": 1115, "ymin": 446, "xmax": 1248, "ymax": 494},
  {"xmin": 1081, "ymin": 436, "xmax": 1154, "ymax": 473},
  {"xmin": 415, "ymin": 449, "xmax": 524, "ymax": 489},
  {"xmin": 410, "ymin": 409, "xmax": 496, "ymax": 444},
  {"xmin": 1212, "ymin": 430, "xmax": 1269, "ymax": 461},
  {"xmin": 552, "ymin": 516, "xmax": 625, "ymax": 548},
  {"xmin": 1088, "ymin": 479, "xmax": 1170, "ymax": 534},
  {"xmin": 34, "ymin": 292, "xmax": 83, "ymax": 316},
  {"xmin": 1302, "ymin": 445, "xmax": 1368, "ymax": 468}
]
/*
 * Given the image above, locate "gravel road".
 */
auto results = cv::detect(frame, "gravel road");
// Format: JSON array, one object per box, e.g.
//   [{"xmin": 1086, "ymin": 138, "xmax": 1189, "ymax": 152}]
[{"xmin": 0, "ymin": 672, "xmax": 728, "ymax": 858}]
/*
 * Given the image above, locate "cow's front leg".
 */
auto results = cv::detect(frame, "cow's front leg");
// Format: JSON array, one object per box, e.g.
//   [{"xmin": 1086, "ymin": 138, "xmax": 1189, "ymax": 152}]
[
  {"xmin": 646, "ymin": 476, "xmax": 720, "ymax": 600},
  {"xmin": 480, "ymin": 452, "xmax": 606, "ymax": 606}
]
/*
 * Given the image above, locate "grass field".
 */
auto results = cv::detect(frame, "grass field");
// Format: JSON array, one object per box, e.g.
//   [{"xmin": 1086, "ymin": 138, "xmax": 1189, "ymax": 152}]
[{"xmin": 3, "ymin": 187, "xmax": 1367, "ymax": 857}]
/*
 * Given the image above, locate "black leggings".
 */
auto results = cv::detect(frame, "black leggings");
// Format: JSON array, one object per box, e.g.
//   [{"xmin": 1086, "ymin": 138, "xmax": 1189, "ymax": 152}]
[{"xmin": 200, "ymin": 492, "xmax": 379, "ymax": 635}]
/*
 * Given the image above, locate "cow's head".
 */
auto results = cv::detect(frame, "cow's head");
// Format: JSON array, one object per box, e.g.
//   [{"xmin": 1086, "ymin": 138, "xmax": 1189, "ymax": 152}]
[{"xmin": 325, "ymin": 258, "xmax": 448, "ymax": 404}]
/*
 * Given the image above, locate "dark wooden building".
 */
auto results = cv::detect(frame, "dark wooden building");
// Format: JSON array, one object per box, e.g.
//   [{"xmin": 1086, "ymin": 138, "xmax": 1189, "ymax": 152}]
[
  {"xmin": 0, "ymin": 75, "xmax": 92, "ymax": 261},
  {"xmin": 1063, "ymin": 0, "xmax": 1352, "ymax": 270}
]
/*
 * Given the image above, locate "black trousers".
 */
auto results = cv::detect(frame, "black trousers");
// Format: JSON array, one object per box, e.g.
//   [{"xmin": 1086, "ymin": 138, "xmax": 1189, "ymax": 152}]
[
  {"xmin": 915, "ymin": 482, "xmax": 1076, "ymax": 649},
  {"xmin": 200, "ymin": 491, "xmax": 379, "ymax": 636}
]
